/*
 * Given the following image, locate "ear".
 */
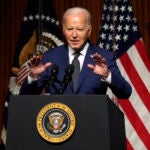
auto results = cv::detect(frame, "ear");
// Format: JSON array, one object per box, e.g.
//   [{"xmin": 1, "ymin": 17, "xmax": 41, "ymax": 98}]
[
  {"xmin": 62, "ymin": 25, "xmax": 65, "ymax": 34},
  {"xmin": 88, "ymin": 25, "xmax": 92, "ymax": 37}
]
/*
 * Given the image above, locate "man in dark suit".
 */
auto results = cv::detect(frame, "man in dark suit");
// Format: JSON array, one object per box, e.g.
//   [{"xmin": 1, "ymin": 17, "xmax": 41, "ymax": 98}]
[{"xmin": 20, "ymin": 7, "xmax": 132, "ymax": 99}]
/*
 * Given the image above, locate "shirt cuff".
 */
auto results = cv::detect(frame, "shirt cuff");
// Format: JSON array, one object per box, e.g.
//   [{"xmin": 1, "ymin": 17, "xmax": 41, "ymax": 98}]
[
  {"xmin": 28, "ymin": 75, "xmax": 38, "ymax": 84},
  {"xmin": 101, "ymin": 71, "xmax": 112, "ymax": 84}
]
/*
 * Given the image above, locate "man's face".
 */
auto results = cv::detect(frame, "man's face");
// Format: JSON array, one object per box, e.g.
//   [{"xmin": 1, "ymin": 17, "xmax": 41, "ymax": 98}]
[{"xmin": 63, "ymin": 13, "xmax": 92, "ymax": 51}]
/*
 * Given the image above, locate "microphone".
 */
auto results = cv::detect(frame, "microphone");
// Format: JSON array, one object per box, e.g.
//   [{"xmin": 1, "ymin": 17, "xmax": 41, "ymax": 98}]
[
  {"xmin": 49, "ymin": 64, "xmax": 59, "ymax": 85},
  {"xmin": 59, "ymin": 64, "xmax": 74, "ymax": 94}
]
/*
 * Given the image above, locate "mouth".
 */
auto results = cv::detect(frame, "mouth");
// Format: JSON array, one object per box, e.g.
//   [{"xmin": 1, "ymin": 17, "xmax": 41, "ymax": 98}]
[{"xmin": 70, "ymin": 40, "xmax": 80, "ymax": 45}]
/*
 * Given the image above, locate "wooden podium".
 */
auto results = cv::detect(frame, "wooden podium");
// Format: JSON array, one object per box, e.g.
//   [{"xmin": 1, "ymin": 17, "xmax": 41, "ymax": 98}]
[{"xmin": 6, "ymin": 95, "xmax": 126, "ymax": 150}]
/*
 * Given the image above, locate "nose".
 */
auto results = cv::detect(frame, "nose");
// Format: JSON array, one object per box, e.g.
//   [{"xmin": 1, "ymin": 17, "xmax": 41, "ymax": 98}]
[{"xmin": 72, "ymin": 30, "xmax": 77, "ymax": 38}]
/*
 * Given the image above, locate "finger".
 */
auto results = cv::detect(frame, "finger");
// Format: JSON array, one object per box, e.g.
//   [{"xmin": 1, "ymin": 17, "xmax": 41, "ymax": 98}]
[
  {"xmin": 93, "ymin": 54, "xmax": 106, "ymax": 65},
  {"xmin": 101, "ymin": 58, "xmax": 106, "ymax": 64},
  {"xmin": 30, "ymin": 56, "xmax": 41, "ymax": 66},
  {"xmin": 93, "ymin": 54, "xmax": 102, "ymax": 62},
  {"xmin": 30, "ymin": 57, "xmax": 36, "ymax": 65},
  {"xmin": 44, "ymin": 62, "xmax": 52, "ymax": 69},
  {"xmin": 35, "ymin": 57, "xmax": 41, "ymax": 66},
  {"xmin": 87, "ymin": 64, "xmax": 95, "ymax": 70}
]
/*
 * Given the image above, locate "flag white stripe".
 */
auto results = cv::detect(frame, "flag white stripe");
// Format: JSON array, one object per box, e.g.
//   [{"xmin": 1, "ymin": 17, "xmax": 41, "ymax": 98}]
[
  {"xmin": 117, "ymin": 59, "xmax": 150, "ymax": 133},
  {"xmin": 123, "ymin": 114, "xmax": 147, "ymax": 150},
  {"xmin": 127, "ymin": 46, "xmax": 150, "ymax": 92},
  {"xmin": 18, "ymin": 67, "xmax": 28, "ymax": 76},
  {"xmin": 17, "ymin": 72, "xmax": 29, "ymax": 83}
]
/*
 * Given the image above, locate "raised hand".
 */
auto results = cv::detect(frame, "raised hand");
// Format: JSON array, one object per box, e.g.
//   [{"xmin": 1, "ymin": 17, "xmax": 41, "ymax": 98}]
[
  {"xmin": 28, "ymin": 55, "xmax": 52, "ymax": 79},
  {"xmin": 87, "ymin": 53, "xmax": 110, "ymax": 79}
]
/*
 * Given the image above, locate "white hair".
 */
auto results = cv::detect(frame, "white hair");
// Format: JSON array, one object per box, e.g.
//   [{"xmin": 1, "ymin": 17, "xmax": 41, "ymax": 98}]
[{"xmin": 62, "ymin": 7, "xmax": 91, "ymax": 25}]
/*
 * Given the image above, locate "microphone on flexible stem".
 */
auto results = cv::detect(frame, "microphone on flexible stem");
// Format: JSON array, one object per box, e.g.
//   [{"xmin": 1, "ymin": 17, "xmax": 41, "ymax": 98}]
[
  {"xmin": 59, "ymin": 64, "xmax": 74, "ymax": 94},
  {"xmin": 48, "ymin": 64, "xmax": 60, "ymax": 93}
]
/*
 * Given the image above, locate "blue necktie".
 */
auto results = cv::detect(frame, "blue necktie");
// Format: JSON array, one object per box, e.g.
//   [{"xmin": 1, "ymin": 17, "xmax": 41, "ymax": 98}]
[{"xmin": 72, "ymin": 52, "xmax": 80, "ymax": 91}]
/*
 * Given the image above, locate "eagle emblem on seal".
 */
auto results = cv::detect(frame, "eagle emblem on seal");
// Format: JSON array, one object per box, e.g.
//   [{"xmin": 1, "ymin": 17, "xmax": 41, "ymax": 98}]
[{"xmin": 48, "ymin": 112, "xmax": 66, "ymax": 133}]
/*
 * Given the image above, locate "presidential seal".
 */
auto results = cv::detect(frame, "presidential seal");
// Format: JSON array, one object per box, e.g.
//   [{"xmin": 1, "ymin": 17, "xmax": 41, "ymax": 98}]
[{"xmin": 36, "ymin": 102, "xmax": 76, "ymax": 143}]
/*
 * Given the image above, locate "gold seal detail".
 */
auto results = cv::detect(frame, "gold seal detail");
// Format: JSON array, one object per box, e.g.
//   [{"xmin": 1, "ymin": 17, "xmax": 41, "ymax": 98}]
[{"xmin": 36, "ymin": 102, "xmax": 76, "ymax": 143}]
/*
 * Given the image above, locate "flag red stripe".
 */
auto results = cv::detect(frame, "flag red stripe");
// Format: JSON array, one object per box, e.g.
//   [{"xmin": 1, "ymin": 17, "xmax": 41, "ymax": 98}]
[
  {"xmin": 119, "ymin": 100, "xmax": 150, "ymax": 148},
  {"xmin": 126, "ymin": 138, "xmax": 134, "ymax": 150},
  {"xmin": 17, "ymin": 70, "xmax": 29, "ymax": 82},
  {"xmin": 17, "ymin": 66, "xmax": 28, "ymax": 76},
  {"xmin": 17, "ymin": 69, "xmax": 29, "ymax": 79},
  {"xmin": 120, "ymin": 53, "xmax": 150, "ymax": 110},
  {"xmin": 135, "ymin": 40, "xmax": 150, "ymax": 72}
]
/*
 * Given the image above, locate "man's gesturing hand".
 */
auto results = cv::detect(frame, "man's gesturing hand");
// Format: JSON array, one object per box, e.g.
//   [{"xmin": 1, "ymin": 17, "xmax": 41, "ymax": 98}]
[
  {"xmin": 28, "ymin": 55, "xmax": 52, "ymax": 79},
  {"xmin": 87, "ymin": 53, "xmax": 110, "ymax": 79}
]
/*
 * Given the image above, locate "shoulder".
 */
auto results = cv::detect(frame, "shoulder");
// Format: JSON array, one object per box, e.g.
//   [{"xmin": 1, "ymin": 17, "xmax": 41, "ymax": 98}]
[
  {"xmin": 43, "ymin": 44, "xmax": 67, "ymax": 56},
  {"xmin": 42, "ymin": 44, "xmax": 68, "ymax": 64}
]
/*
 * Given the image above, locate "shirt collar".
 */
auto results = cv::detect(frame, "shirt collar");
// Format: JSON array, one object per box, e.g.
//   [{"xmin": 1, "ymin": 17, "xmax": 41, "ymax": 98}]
[{"xmin": 69, "ymin": 42, "xmax": 89, "ymax": 56}]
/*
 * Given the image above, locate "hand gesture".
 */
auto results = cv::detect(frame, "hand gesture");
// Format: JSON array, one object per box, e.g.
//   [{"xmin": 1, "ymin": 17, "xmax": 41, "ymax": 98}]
[
  {"xmin": 87, "ymin": 53, "xmax": 110, "ymax": 79},
  {"xmin": 28, "ymin": 55, "xmax": 52, "ymax": 79}
]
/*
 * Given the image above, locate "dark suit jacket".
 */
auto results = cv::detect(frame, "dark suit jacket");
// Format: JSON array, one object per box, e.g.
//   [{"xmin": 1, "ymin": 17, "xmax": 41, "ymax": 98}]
[{"xmin": 20, "ymin": 42, "xmax": 132, "ymax": 99}]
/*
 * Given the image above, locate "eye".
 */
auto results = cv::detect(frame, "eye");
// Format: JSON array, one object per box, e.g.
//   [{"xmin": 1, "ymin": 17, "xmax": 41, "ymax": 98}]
[
  {"xmin": 67, "ymin": 28, "xmax": 73, "ymax": 31},
  {"xmin": 78, "ymin": 28, "xmax": 84, "ymax": 31}
]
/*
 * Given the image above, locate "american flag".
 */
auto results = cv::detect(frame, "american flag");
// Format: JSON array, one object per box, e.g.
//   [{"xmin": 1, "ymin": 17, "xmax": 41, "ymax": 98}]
[{"xmin": 97, "ymin": 0, "xmax": 150, "ymax": 149}]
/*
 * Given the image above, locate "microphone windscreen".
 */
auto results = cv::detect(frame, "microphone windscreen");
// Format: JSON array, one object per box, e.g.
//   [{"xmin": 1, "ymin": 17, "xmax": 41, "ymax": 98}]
[
  {"xmin": 66, "ymin": 64, "xmax": 74, "ymax": 74},
  {"xmin": 51, "ymin": 64, "xmax": 59, "ymax": 75}
]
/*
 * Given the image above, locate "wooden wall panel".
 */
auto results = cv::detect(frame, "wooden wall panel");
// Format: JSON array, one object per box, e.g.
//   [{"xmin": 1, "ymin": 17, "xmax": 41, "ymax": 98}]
[
  {"xmin": 131, "ymin": 0, "xmax": 150, "ymax": 59},
  {"xmin": 0, "ymin": 0, "xmax": 150, "ymax": 139}
]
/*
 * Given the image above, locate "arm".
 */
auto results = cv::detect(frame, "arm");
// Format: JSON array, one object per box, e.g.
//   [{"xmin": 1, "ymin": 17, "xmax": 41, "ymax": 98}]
[
  {"xmin": 19, "ymin": 55, "xmax": 52, "ymax": 95},
  {"xmin": 87, "ymin": 52, "xmax": 132, "ymax": 99}
]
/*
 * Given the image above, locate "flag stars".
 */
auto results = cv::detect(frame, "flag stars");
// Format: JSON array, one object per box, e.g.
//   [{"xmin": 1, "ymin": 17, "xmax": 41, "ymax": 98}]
[
  {"xmin": 110, "ymin": 24, "xmax": 115, "ymax": 31},
  {"xmin": 124, "ymin": 24, "xmax": 130, "ymax": 32},
  {"xmin": 112, "ymin": 15, "xmax": 117, "ymax": 21},
  {"xmin": 133, "ymin": 25, "xmax": 138, "ymax": 31},
  {"xmin": 109, "ymin": 34, "xmax": 112, "ymax": 41},
  {"xmin": 98, "ymin": 42, "xmax": 104, "ymax": 48},
  {"xmin": 133, "ymin": 17, "xmax": 137, "ymax": 23},
  {"xmin": 103, "ymin": 4, "xmax": 107, "ymax": 11},
  {"xmin": 41, "ymin": 15, "xmax": 45, "ymax": 20},
  {"xmin": 56, "ymin": 21, "xmax": 59, "ymax": 26},
  {"xmin": 128, "ymin": 6, "xmax": 133, "ymax": 12},
  {"xmin": 51, "ymin": 18, "xmax": 55, "ymax": 23},
  {"xmin": 117, "ymin": 25, "xmax": 122, "ymax": 32},
  {"xmin": 123, "ymin": 34, "xmax": 128, "ymax": 42},
  {"xmin": 29, "ymin": 15, "xmax": 33, "ymax": 20},
  {"xmin": 119, "ymin": 15, "xmax": 124, "ymax": 22},
  {"xmin": 105, "ymin": 43, "xmax": 110, "ymax": 50},
  {"xmin": 115, "ymin": 34, "xmax": 121, "ymax": 41},
  {"xmin": 112, "ymin": 44, "xmax": 119, "ymax": 50},
  {"xmin": 114, "ymin": 5, "xmax": 119, "ymax": 12},
  {"xmin": 100, "ymin": 33, "xmax": 106, "ymax": 40},
  {"xmin": 98, "ymin": 1, "xmax": 141, "ymax": 59},
  {"xmin": 120, "ymin": 5, "xmax": 126, "ymax": 12},
  {"xmin": 108, "ymin": 6, "xmax": 113, "ymax": 11},
  {"xmin": 106, "ymin": 15, "xmax": 110, "ymax": 21},
  {"xmin": 103, "ymin": 23, "xmax": 109, "ymax": 30},
  {"xmin": 35, "ymin": 14, "xmax": 40, "ymax": 19},
  {"xmin": 23, "ymin": 16, "xmax": 28, "ymax": 21},
  {"xmin": 23, "ymin": 14, "xmax": 59, "ymax": 26},
  {"xmin": 126, "ymin": 15, "xmax": 131, "ymax": 22},
  {"xmin": 46, "ymin": 16, "xmax": 50, "ymax": 21}
]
